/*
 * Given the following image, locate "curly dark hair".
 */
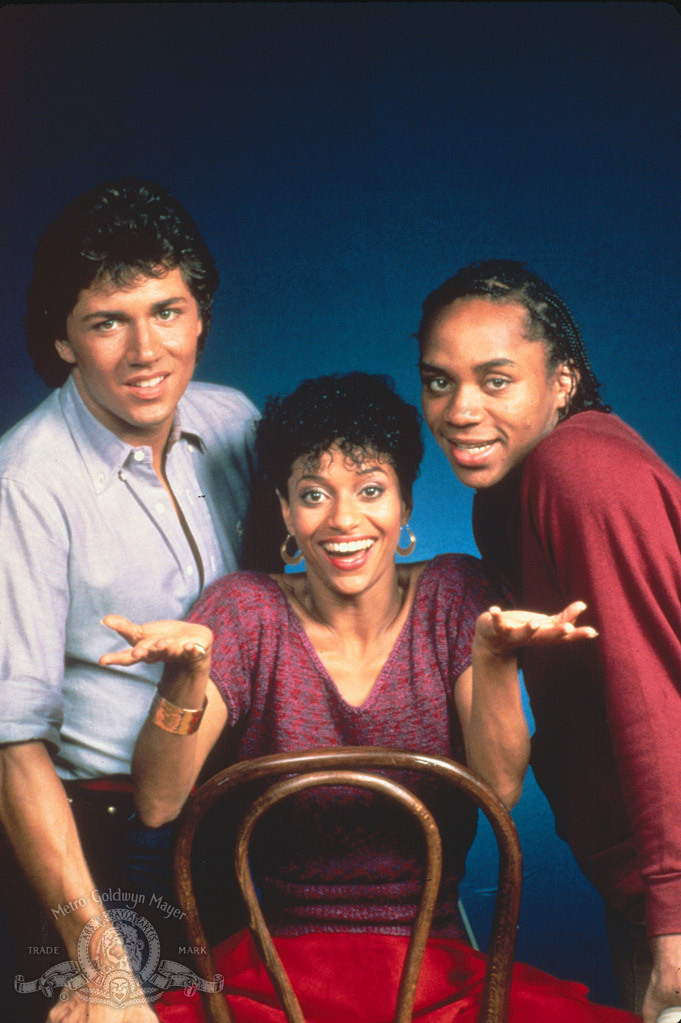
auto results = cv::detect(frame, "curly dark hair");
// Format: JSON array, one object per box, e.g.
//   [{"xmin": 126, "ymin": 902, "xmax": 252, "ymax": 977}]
[
  {"xmin": 256, "ymin": 372, "xmax": 424, "ymax": 506},
  {"xmin": 416, "ymin": 259, "xmax": 609, "ymax": 416},
  {"xmin": 25, "ymin": 178, "xmax": 219, "ymax": 387}
]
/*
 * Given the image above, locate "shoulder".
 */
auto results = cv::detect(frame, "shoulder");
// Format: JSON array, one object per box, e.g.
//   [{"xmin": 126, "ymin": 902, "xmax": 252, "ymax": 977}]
[
  {"xmin": 409, "ymin": 557, "xmax": 506, "ymax": 670},
  {"xmin": 181, "ymin": 382, "xmax": 259, "ymax": 437},
  {"xmin": 418, "ymin": 553, "xmax": 504, "ymax": 605},
  {"xmin": 424, "ymin": 552, "xmax": 490, "ymax": 583},
  {"xmin": 190, "ymin": 570, "xmax": 285, "ymax": 622},
  {"xmin": 0, "ymin": 390, "xmax": 74, "ymax": 488},
  {"xmin": 524, "ymin": 411, "xmax": 678, "ymax": 495}
]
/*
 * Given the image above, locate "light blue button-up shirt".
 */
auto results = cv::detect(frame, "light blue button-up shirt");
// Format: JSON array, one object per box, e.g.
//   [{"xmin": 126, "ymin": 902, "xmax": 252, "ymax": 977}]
[{"xmin": 0, "ymin": 374, "xmax": 259, "ymax": 778}]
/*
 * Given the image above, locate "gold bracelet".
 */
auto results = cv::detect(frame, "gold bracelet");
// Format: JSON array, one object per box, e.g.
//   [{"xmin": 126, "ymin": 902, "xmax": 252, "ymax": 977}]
[{"xmin": 149, "ymin": 691, "xmax": 207, "ymax": 735}]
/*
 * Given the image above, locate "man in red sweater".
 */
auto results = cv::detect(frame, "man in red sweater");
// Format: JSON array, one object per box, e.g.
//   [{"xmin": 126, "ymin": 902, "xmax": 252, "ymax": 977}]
[{"xmin": 415, "ymin": 259, "xmax": 681, "ymax": 1023}]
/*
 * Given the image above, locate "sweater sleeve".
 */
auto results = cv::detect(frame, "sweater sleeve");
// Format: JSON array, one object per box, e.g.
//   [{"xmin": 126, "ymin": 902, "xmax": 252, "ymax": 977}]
[
  {"xmin": 524, "ymin": 418, "xmax": 681, "ymax": 935},
  {"xmin": 431, "ymin": 554, "xmax": 512, "ymax": 685},
  {"xmin": 186, "ymin": 572, "xmax": 267, "ymax": 726}
]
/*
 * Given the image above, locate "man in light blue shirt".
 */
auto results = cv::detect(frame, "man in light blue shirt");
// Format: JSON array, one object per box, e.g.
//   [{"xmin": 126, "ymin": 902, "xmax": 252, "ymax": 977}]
[
  {"xmin": 1, "ymin": 375, "xmax": 259, "ymax": 777},
  {"xmin": 0, "ymin": 179, "xmax": 278, "ymax": 1022}
]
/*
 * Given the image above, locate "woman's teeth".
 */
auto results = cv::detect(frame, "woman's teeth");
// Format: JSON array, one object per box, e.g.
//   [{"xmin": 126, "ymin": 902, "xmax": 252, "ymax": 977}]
[{"xmin": 323, "ymin": 539, "xmax": 374, "ymax": 554}]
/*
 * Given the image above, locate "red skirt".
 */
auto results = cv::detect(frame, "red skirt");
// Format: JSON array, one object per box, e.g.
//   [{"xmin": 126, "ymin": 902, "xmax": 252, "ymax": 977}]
[{"xmin": 154, "ymin": 929, "xmax": 638, "ymax": 1023}]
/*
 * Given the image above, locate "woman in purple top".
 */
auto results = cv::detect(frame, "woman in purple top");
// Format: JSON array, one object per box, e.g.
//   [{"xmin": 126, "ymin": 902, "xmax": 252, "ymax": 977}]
[{"xmin": 101, "ymin": 373, "xmax": 634, "ymax": 1022}]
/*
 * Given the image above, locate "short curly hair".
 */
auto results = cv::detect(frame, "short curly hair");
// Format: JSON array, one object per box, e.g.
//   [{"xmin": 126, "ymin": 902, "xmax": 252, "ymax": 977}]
[
  {"xmin": 25, "ymin": 177, "xmax": 219, "ymax": 387},
  {"xmin": 256, "ymin": 372, "xmax": 424, "ymax": 506}
]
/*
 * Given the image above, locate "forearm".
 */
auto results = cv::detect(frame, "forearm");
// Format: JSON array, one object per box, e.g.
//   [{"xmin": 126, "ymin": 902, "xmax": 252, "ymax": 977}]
[
  {"xmin": 132, "ymin": 719, "xmax": 201, "ymax": 828},
  {"xmin": 459, "ymin": 601, "xmax": 596, "ymax": 809},
  {"xmin": 602, "ymin": 653, "xmax": 681, "ymax": 935},
  {"xmin": 527, "ymin": 435, "xmax": 681, "ymax": 933},
  {"xmin": 643, "ymin": 933, "xmax": 681, "ymax": 1023},
  {"xmin": 465, "ymin": 644, "xmax": 530, "ymax": 809},
  {"xmin": 132, "ymin": 664, "xmax": 224, "ymax": 827},
  {"xmin": 0, "ymin": 741, "xmax": 110, "ymax": 956}
]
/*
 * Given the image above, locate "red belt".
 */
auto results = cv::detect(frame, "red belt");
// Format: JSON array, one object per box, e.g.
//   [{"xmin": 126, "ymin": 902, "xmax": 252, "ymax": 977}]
[{"xmin": 69, "ymin": 776, "xmax": 134, "ymax": 793}]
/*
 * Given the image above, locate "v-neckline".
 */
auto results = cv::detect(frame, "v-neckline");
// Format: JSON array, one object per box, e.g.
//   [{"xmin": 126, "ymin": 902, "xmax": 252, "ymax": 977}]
[{"xmin": 275, "ymin": 562, "xmax": 433, "ymax": 710}]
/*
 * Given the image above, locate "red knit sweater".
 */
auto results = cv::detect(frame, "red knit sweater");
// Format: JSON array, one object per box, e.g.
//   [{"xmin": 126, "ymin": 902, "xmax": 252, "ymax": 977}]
[{"xmin": 474, "ymin": 411, "xmax": 681, "ymax": 936}]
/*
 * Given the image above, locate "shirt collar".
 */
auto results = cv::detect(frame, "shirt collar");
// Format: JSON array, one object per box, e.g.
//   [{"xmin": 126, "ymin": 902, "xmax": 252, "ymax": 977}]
[
  {"xmin": 167, "ymin": 396, "xmax": 205, "ymax": 453},
  {"xmin": 59, "ymin": 375, "xmax": 206, "ymax": 494}
]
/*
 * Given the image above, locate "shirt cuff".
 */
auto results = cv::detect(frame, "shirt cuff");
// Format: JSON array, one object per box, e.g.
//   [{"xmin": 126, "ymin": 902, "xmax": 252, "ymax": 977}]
[{"xmin": 646, "ymin": 873, "xmax": 681, "ymax": 936}]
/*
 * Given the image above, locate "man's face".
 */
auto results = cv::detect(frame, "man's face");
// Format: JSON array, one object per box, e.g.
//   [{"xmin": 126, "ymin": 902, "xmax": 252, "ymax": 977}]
[
  {"xmin": 56, "ymin": 267, "xmax": 202, "ymax": 452},
  {"xmin": 419, "ymin": 297, "xmax": 573, "ymax": 489}
]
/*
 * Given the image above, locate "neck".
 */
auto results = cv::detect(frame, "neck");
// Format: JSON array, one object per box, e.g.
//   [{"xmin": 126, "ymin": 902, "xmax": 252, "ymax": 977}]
[
  {"xmin": 301, "ymin": 566, "xmax": 406, "ymax": 643},
  {"xmin": 70, "ymin": 369, "xmax": 175, "ymax": 480}
]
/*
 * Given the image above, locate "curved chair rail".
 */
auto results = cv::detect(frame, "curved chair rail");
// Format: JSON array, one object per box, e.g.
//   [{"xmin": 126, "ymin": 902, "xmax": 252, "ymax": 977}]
[{"xmin": 173, "ymin": 747, "xmax": 522, "ymax": 1023}]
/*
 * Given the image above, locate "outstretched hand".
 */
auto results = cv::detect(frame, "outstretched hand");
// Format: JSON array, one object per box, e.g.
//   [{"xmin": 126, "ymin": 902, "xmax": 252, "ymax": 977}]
[
  {"xmin": 475, "ymin": 601, "xmax": 598, "ymax": 658},
  {"xmin": 99, "ymin": 615, "xmax": 213, "ymax": 668},
  {"xmin": 47, "ymin": 985, "xmax": 158, "ymax": 1022}
]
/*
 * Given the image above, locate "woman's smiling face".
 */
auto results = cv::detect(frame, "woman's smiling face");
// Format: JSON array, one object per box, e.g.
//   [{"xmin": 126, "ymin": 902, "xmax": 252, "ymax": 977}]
[
  {"xmin": 279, "ymin": 444, "xmax": 409, "ymax": 599},
  {"xmin": 419, "ymin": 297, "xmax": 574, "ymax": 489}
]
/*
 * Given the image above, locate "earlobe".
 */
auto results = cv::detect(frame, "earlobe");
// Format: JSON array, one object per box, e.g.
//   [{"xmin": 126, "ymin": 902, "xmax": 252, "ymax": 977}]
[{"xmin": 55, "ymin": 339, "xmax": 76, "ymax": 365}]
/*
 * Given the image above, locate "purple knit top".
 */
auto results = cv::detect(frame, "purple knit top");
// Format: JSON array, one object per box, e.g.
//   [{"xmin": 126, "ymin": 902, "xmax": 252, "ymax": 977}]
[{"xmin": 188, "ymin": 554, "xmax": 502, "ymax": 937}]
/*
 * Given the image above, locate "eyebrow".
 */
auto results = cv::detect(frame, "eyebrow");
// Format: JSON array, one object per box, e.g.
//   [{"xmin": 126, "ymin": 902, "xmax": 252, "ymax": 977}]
[
  {"xmin": 297, "ymin": 463, "xmax": 389, "ymax": 482},
  {"xmin": 79, "ymin": 296, "xmax": 189, "ymax": 323},
  {"xmin": 419, "ymin": 357, "xmax": 517, "ymax": 374}
]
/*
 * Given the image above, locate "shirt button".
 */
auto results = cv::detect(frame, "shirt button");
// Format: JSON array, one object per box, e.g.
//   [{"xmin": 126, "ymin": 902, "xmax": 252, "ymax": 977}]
[
  {"xmin": 133, "ymin": 450, "xmax": 145, "ymax": 462},
  {"xmin": 187, "ymin": 443, "xmax": 195, "ymax": 453},
  {"xmin": 118, "ymin": 470, "xmax": 128, "ymax": 482},
  {"xmin": 155, "ymin": 503, "xmax": 165, "ymax": 515},
  {"xmin": 186, "ymin": 565, "xmax": 194, "ymax": 576}
]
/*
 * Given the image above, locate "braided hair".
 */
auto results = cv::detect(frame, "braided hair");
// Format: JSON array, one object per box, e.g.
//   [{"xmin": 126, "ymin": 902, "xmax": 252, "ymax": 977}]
[{"xmin": 416, "ymin": 260, "xmax": 609, "ymax": 416}]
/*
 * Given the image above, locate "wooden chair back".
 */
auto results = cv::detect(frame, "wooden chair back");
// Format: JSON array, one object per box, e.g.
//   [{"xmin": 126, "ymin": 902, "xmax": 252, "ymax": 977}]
[{"xmin": 173, "ymin": 747, "xmax": 522, "ymax": 1023}]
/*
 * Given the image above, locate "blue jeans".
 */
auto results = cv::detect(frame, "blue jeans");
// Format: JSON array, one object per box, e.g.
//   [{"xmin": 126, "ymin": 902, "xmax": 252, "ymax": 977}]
[{"xmin": 0, "ymin": 783, "xmax": 183, "ymax": 1021}]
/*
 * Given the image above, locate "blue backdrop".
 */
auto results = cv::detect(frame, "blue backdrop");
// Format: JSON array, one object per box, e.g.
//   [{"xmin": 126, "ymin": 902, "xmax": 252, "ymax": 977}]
[{"xmin": 1, "ymin": 2, "xmax": 679, "ymax": 1005}]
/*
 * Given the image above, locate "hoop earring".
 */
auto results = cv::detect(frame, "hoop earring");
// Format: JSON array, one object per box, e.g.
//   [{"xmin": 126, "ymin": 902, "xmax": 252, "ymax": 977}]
[
  {"xmin": 280, "ymin": 533, "xmax": 304, "ymax": 567},
  {"xmin": 396, "ymin": 524, "xmax": 416, "ymax": 557}
]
